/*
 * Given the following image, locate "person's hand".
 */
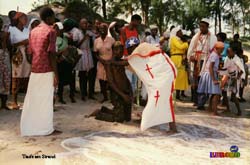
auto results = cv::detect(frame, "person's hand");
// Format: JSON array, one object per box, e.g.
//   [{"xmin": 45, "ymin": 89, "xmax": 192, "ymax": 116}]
[
  {"xmin": 54, "ymin": 76, "xmax": 58, "ymax": 87},
  {"xmin": 123, "ymin": 95, "xmax": 132, "ymax": 104},
  {"xmin": 99, "ymin": 59, "xmax": 111, "ymax": 65},
  {"xmin": 213, "ymin": 80, "xmax": 219, "ymax": 85},
  {"xmin": 22, "ymin": 39, "xmax": 29, "ymax": 46},
  {"xmin": 189, "ymin": 56, "xmax": 196, "ymax": 62}
]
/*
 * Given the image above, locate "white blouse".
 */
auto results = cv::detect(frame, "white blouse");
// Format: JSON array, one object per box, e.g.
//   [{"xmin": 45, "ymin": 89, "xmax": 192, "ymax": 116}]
[{"xmin": 9, "ymin": 26, "xmax": 29, "ymax": 44}]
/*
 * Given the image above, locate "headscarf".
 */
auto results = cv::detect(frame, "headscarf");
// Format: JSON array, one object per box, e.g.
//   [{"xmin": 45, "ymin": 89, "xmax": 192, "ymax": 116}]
[
  {"xmin": 200, "ymin": 18, "xmax": 210, "ymax": 26},
  {"xmin": 145, "ymin": 28, "xmax": 151, "ymax": 33},
  {"xmin": 169, "ymin": 26, "xmax": 181, "ymax": 48},
  {"xmin": 125, "ymin": 37, "xmax": 140, "ymax": 49},
  {"xmin": 149, "ymin": 24, "xmax": 158, "ymax": 30},
  {"xmin": 13, "ymin": 12, "xmax": 26, "ymax": 20},
  {"xmin": 215, "ymin": 41, "xmax": 224, "ymax": 49},
  {"xmin": 55, "ymin": 22, "xmax": 64, "ymax": 30},
  {"xmin": 163, "ymin": 30, "xmax": 170, "ymax": 39},
  {"xmin": 63, "ymin": 18, "xmax": 78, "ymax": 32},
  {"xmin": 28, "ymin": 18, "xmax": 40, "ymax": 30},
  {"xmin": 170, "ymin": 26, "xmax": 181, "ymax": 38}
]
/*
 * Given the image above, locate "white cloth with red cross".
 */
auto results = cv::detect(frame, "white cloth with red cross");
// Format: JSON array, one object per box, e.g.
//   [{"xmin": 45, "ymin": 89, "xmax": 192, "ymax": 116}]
[{"xmin": 126, "ymin": 43, "xmax": 177, "ymax": 131}]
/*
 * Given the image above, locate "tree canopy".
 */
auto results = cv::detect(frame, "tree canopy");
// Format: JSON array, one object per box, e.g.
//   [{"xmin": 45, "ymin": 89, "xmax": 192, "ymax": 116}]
[{"xmin": 32, "ymin": 0, "xmax": 250, "ymax": 36}]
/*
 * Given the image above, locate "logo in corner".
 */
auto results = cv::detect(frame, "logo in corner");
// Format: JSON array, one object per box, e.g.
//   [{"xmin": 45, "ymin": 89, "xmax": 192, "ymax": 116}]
[{"xmin": 210, "ymin": 145, "xmax": 240, "ymax": 158}]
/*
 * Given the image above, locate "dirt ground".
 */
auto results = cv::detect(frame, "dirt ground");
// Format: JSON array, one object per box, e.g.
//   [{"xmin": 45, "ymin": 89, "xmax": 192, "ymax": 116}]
[
  {"xmin": 0, "ymin": 51, "xmax": 250, "ymax": 165},
  {"xmin": 0, "ymin": 83, "xmax": 249, "ymax": 165}
]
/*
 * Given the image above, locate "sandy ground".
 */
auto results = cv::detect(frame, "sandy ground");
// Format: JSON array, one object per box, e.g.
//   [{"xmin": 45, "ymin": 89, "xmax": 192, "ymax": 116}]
[
  {"xmin": 1, "ymin": 51, "xmax": 250, "ymax": 165},
  {"xmin": 0, "ymin": 84, "xmax": 250, "ymax": 165}
]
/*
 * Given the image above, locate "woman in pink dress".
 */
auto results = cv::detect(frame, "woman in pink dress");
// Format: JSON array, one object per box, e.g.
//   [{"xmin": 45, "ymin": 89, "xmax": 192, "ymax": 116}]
[{"xmin": 94, "ymin": 23, "xmax": 115, "ymax": 102}]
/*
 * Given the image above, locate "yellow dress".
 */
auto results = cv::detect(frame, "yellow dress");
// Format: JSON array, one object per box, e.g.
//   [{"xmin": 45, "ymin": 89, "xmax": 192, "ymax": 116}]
[{"xmin": 170, "ymin": 37, "xmax": 189, "ymax": 90}]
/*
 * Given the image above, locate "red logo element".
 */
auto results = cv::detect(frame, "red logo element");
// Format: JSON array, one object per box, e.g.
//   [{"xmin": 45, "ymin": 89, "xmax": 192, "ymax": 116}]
[
  {"xmin": 154, "ymin": 90, "xmax": 160, "ymax": 106},
  {"xmin": 145, "ymin": 64, "xmax": 154, "ymax": 79}
]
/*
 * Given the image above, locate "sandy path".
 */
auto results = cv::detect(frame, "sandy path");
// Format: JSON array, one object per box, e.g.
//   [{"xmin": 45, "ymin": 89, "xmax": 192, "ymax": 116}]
[{"xmin": 0, "ymin": 85, "xmax": 249, "ymax": 165}]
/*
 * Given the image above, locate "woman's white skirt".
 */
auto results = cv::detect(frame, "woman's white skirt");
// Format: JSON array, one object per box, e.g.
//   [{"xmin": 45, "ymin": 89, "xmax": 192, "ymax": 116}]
[{"xmin": 20, "ymin": 72, "xmax": 54, "ymax": 136}]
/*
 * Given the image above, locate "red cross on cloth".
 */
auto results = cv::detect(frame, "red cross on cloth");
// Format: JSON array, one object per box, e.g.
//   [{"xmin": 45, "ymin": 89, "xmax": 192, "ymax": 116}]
[
  {"xmin": 154, "ymin": 90, "xmax": 160, "ymax": 106},
  {"xmin": 145, "ymin": 64, "xmax": 154, "ymax": 79}
]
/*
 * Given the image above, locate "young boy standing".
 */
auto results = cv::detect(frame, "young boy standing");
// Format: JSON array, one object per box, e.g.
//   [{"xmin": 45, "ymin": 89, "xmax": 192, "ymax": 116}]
[
  {"xmin": 20, "ymin": 7, "xmax": 61, "ymax": 136},
  {"xmin": 221, "ymin": 48, "xmax": 245, "ymax": 116}
]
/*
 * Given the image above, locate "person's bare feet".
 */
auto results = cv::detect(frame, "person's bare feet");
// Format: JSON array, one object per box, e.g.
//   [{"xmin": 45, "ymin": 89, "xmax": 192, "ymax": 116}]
[
  {"xmin": 11, "ymin": 103, "xmax": 20, "ymax": 110},
  {"xmin": 136, "ymin": 112, "xmax": 142, "ymax": 118},
  {"xmin": 85, "ymin": 109, "xmax": 100, "ymax": 118},
  {"xmin": 165, "ymin": 130, "xmax": 178, "ymax": 135},
  {"xmin": 212, "ymin": 112, "xmax": 220, "ymax": 116},
  {"xmin": 47, "ymin": 130, "xmax": 62, "ymax": 136}
]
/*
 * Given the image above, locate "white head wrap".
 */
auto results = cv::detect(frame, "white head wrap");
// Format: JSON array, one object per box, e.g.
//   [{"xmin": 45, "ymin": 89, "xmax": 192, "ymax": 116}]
[
  {"xmin": 28, "ymin": 18, "xmax": 40, "ymax": 30},
  {"xmin": 55, "ymin": 22, "xmax": 64, "ymax": 30},
  {"xmin": 200, "ymin": 18, "xmax": 210, "ymax": 26},
  {"xmin": 149, "ymin": 24, "xmax": 158, "ymax": 30},
  {"xmin": 169, "ymin": 26, "xmax": 182, "ymax": 48}
]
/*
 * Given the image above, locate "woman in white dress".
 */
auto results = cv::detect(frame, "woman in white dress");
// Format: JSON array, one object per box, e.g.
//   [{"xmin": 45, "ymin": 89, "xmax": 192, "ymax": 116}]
[
  {"xmin": 9, "ymin": 12, "xmax": 31, "ymax": 109},
  {"xmin": 75, "ymin": 18, "xmax": 95, "ymax": 101}
]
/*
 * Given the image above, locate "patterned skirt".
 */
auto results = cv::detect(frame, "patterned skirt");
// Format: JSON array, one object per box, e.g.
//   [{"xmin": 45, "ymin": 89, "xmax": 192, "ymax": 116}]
[
  {"xmin": 0, "ymin": 49, "xmax": 11, "ymax": 95},
  {"xmin": 197, "ymin": 72, "xmax": 221, "ymax": 95}
]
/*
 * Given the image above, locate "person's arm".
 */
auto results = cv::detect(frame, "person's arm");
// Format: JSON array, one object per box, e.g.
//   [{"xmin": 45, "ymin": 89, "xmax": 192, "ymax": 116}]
[
  {"xmin": 120, "ymin": 27, "xmax": 127, "ymax": 45},
  {"xmin": 2, "ymin": 31, "xmax": 9, "ymax": 50},
  {"xmin": 93, "ymin": 51, "xmax": 110, "ymax": 64},
  {"xmin": 47, "ymin": 30, "xmax": 58, "ymax": 87},
  {"xmin": 209, "ymin": 62, "xmax": 218, "ymax": 84},
  {"xmin": 111, "ymin": 60, "xmax": 129, "ymax": 66},
  {"xmin": 187, "ymin": 34, "xmax": 197, "ymax": 61},
  {"xmin": 12, "ymin": 39, "xmax": 29, "ymax": 47},
  {"xmin": 172, "ymin": 37, "xmax": 188, "ymax": 50},
  {"xmin": 106, "ymin": 65, "xmax": 130, "ymax": 102},
  {"xmin": 77, "ymin": 34, "xmax": 89, "ymax": 47}
]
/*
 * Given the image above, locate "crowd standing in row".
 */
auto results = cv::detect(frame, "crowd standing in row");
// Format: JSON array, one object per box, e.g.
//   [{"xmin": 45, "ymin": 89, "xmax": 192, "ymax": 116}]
[{"xmin": 0, "ymin": 7, "xmax": 248, "ymax": 136}]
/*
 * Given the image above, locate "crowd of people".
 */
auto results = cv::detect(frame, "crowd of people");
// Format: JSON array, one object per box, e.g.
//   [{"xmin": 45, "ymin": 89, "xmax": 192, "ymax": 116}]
[{"xmin": 0, "ymin": 7, "xmax": 249, "ymax": 136}]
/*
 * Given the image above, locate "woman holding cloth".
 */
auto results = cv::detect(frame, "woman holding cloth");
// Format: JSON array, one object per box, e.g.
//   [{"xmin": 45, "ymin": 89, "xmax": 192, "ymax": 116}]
[
  {"xmin": 169, "ymin": 27, "xmax": 189, "ymax": 100},
  {"xmin": 9, "ymin": 12, "xmax": 31, "ymax": 109}
]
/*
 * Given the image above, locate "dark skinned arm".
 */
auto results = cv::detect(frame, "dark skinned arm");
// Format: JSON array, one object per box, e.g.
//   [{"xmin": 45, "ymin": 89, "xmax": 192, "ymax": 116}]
[
  {"xmin": 48, "ymin": 52, "xmax": 58, "ymax": 87},
  {"xmin": 120, "ymin": 27, "xmax": 127, "ymax": 45},
  {"xmin": 93, "ymin": 51, "xmax": 111, "ymax": 65},
  {"xmin": 111, "ymin": 60, "xmax": 129, "ymax": 66},
  {"xmin": 106, "ymin": 65, "xmax": 131, "ymax": 103},
  {"xmin": 1, "ymin": 31, "xmax": 8, "ymax": 50},
  {"xmin": 77, "ymin": 34, "xmax": 89, "ymax": 47},
  {"xmin": 12, "ymin": 39, "xmax": 29, "ymax": 47},
  {"xmin": 48, "ymin": 30, "xmax": 58, "ymax": 87}
]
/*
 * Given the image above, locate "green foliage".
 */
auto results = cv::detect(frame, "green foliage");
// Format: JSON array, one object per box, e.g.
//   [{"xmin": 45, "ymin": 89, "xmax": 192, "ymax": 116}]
[
  {"xmin": 31, "ymin": 0, "xmax": 250, "ymax": 36},
  {"xmin": 64, "ymin": 1, "xmax": 103, "ymax": 22}
]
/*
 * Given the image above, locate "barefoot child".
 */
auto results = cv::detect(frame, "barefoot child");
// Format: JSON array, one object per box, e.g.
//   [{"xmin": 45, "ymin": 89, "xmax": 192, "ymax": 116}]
[
  {"xmin": 197, "ymin": 42, "xmax": 224, "ymax": 115},
  {"xmin": 221, "ymin": 47, "xmax": 245, "ymax": 115},
  {"xmin": 90, "ymin": 41, "xmax": 133, "ymax": 122}
]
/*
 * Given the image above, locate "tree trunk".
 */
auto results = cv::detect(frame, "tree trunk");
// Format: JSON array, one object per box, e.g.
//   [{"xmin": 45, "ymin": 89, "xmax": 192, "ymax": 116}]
[
  {"xmin": 64, "ymin": 0, "xmax": 68, "ymax": 4},
  {"xmin": 102, "ymin": 0, "xmax": 107, "ymax": 20},
  {"xmin": 140, "ymin": 0, "xmax": 150, "ymax": 26},
  {"xmin": 214, "ymin": 11, "xmax": 217, "ymax": 34},
  {"xmin": 218, "ymin": 0, "xmax": 222, "ymax": 32},
  {"xmin": 243, "ymin": 12, "xmax": 246, "ymax": 36},
  {"xmin": 144, "ymin": 4, "xmax": 149, "ymax": 26}
]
